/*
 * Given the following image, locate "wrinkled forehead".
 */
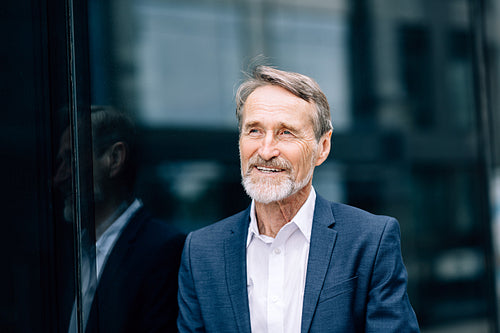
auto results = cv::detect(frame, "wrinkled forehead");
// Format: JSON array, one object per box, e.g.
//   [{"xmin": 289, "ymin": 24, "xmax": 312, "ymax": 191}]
[{"xmin": 242, "ymin": 86, "xmax": 316, "ymax": 127}]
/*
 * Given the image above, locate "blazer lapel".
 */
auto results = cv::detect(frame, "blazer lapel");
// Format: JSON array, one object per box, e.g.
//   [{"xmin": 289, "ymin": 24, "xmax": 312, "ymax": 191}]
[
  {"xmin": 224, "ymin": 208, "xmax": 252, "ymax": 333},
  {"xmin": 87, "ymin": 207, "xmax": 146, "ymax": 332},
  {"xmin": 94, "ymin": 207, "xmax": 146, "ymax": 298},
  {"xmin": 301, "ymin": 195, "xmax": 337, "ymax": 333}
]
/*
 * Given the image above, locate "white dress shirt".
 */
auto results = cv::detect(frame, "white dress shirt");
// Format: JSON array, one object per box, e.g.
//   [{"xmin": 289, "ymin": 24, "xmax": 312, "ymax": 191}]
[
  {"xmin": 95, "ymin": 198, "xmax": 142, "ymax": 278},
  {"xmin": 246, "ymin": 188, "xmax": 316, "ymax": 333},
  {"xmin": 68, "ymin": 199, "xmax": 142, "ymax": 333}
]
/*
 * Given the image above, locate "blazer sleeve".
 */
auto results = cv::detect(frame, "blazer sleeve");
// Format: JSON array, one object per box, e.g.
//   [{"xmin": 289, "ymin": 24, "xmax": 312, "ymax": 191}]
[
  {"xmin": 365, "ymin": 218, "xmax": 420, "ymax": 332},
  {"xmin": 177, "ymin": 232, "xmax": 206, "ymax": 333}
]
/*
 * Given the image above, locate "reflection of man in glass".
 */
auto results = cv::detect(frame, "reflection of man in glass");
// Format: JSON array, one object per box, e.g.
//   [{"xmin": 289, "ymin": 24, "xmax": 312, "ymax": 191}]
[
  {"xmin": 55, "ymin": 106, "xmax": 185, "ymax": 332},
  {"xmin": 177, "ymin": 66, "xmax": 419, "ymax": 332}
]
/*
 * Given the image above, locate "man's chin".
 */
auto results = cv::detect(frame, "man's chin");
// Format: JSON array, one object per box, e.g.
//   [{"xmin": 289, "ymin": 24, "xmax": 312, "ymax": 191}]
[
  {"xmin": 242, "ymin": 172, "xmax": 314, "ymax": 204},
  {"xmin": 63, "ymin": 197, "xmax": 74, "ymax": 223},
  {"xmin": 242, "ymin": 178, "xmax": 294, "ymax": 204},
  {"xmin": 63, "ymin": 207, "xmax": 73, "ymax": 223}
]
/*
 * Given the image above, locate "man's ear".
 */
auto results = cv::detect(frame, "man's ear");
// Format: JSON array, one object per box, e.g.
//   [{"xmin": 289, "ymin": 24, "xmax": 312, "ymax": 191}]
[
  {"xmin": 315, "ymin": 130, "xmax": 332, "ymax": 167},
  {"xmin": 107, "ymin": 142, "xmax": 127, "ymax": 178}
]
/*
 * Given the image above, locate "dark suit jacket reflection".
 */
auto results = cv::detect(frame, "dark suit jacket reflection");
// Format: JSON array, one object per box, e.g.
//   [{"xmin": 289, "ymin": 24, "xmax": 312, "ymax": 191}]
[
  {"xmin": 85, "ymin": 207, "xmax": 185, "ymax": 333},
  {"xmin": 178, "ymin": 195, "xmax": 419, "ymax": 332}
]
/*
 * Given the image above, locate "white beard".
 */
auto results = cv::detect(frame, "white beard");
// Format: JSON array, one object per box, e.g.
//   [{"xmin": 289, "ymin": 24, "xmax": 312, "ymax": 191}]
[
  {"xmin": 63, "ymin": 196, "xmax": 73, "ymax": 222},
  {"xmin": 62, "ymin": 182, "xmax": 104, "ymax": 223},
  {"xmin": 241, "ymin": 153, "xmax": 316, "ymax": 204},
  {"xmin": 242, "ymin": 171, "xmax": 313, "ymax": 204}
]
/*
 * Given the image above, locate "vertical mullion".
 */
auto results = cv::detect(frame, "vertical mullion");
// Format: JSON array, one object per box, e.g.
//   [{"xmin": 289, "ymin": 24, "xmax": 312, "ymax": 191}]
[
  {"xmin": 65, "ymin": 0, "xmax": 83, "ymax": 330},
  {"xmin": 65, "ymin": 0, "xmax": 94, "ymax": 331},
  {"xmin": 469, "ymin": 0, "xmax": 499, "ymax": 331}
]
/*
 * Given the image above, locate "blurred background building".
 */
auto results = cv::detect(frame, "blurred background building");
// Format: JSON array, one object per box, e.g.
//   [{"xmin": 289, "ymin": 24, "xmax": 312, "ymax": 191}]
[{"xmin": 3, "ymin": 0, "xmax": 500, "ymax": 332}]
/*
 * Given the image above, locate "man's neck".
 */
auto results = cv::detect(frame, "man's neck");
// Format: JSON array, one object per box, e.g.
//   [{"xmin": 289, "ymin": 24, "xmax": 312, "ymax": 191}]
[
  {"xmin": 254, "ymin": 184, "xmax": 311, "ymax": 238},
  {"xmin": 94, "ymin": 196, "xmax": 133, "ymax": 239}
]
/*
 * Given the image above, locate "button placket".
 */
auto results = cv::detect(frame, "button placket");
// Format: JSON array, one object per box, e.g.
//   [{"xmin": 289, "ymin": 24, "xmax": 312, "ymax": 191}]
[{"xmin": 268, "ymin": 242, "xmax": 284, "ymax": 333}]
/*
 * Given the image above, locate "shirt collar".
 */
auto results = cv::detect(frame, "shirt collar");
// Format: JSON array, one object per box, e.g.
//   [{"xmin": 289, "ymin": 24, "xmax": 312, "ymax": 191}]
[
  {"xmin": 292, "ymin": 187, "xmax": 315, "ymax": 243},
  {"xmin": 246, "ymin": 187, "xmax": 316, "ymax": 247},
  {"xmin": 96, "ymin": 198, "xmax": 142, "ymax": 251},
  {"xmin": 247, "ymin": 202, "xmax": 259, "ymax": 248}
]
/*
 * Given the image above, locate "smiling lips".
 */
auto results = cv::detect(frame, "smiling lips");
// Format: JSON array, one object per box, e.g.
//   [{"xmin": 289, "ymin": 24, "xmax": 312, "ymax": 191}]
[
  {"xmin": 255, "ymin": 166, "xmax": 285, "ymax": 173},
  {"xmin": 246, "ymin": 155, "xmax": 291, "ymax": 176}
]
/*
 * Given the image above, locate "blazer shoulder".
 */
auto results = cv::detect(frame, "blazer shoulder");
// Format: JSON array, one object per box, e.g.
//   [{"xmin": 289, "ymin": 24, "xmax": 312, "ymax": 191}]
[
  {"xmin": 188, "ymin": 207, "xmax": 250, "ymax": 243},
  {"xmin": 127, "ymin": 208, "xmax": 186, "ymax": 252},
  {"xmin": 326, "ymin": 199, "xmax": 399, "ymax": 232}
]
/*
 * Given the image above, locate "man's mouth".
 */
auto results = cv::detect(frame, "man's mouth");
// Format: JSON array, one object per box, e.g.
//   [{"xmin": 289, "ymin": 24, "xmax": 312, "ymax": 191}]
[{"xmin": 255, "ymin": 166, "xmax": 285, "ymax": 173}]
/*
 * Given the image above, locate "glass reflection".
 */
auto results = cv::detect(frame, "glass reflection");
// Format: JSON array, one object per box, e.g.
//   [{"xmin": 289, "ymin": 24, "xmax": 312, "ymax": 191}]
[{"xmin": 54, "ymin": 106, "xmax": 185, "ymax": 332}]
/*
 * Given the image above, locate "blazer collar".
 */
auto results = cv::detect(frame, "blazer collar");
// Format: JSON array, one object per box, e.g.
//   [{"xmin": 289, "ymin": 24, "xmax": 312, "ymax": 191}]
[
  {"xmin": 223, "ymin": 196, "xmax": 337, "ymax": 333},
  {"xmin": 87, "ymin": 206, "xmax": 148, "ymax": 332},
  {"xmin": 301, "ymin": 195, "xmax": 337, "ymax": 333},
  {"xmin": 95, "ymin": 206, "xmax": 147, "ymax": 293},
  {"xmin": 224, "ymin": 206, "xmax": 252, "ymax": 333}
]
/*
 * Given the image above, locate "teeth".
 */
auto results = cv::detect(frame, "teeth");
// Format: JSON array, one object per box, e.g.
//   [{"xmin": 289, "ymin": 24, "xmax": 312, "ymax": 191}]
[{"xmin": 256, "ymin": 166, "xmax": 281, "ymax": 172}]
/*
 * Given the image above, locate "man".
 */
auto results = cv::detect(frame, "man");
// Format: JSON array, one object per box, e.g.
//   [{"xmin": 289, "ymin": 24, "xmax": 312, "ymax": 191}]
[
  {"xmin": 55, "ymin": 106, "xmax": 185, "ymax": 332},
  {"xmin": 177, "ymin": 66, "xmax": 419, "ymax": 332}
]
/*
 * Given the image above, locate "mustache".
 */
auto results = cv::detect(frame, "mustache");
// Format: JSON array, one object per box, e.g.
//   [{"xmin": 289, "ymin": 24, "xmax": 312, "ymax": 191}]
[{"xmin": 246, "ymin": 155, "xmax": 292, "ymax": 174}]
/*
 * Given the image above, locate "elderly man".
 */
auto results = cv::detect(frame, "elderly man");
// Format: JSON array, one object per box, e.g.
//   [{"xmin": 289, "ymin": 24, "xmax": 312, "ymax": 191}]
[
  {"xmin": 55, "ymin": 107, "xmax": 185, "ymax": 332},
  {"xmin": 177, "ymin": 66, "xmax": 419, "ymax": 332}
]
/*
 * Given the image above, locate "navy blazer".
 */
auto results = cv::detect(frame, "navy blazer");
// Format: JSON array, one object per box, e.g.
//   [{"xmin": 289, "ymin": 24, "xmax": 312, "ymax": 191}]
[
  {"xmin": 85, "ymin": 207, "xmax": 186, "ymax": 333},
  {"xmin": 178, "ymin": 195, "xmax": 419, "ymax": 332}
]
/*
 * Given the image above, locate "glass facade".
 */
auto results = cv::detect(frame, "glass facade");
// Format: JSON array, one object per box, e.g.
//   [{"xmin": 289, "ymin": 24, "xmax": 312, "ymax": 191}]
[{"xmin": 3, "ymin": 0, "xmax": 500, "ymax": 332}]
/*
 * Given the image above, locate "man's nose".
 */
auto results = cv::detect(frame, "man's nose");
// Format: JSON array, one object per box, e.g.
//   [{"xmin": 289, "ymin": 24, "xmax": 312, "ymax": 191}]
[{"xmin": 258, "ymin": 133, "xmax": 280, "ymax": 161}]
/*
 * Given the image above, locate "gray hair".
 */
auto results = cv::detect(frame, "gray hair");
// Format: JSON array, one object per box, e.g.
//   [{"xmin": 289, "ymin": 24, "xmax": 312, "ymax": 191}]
[
  {"xmin": 235, "ymin": 65, "xmax": 332, "ymax": 140},
  {"xmin": 90, "ymin": 106, "xmax": 138, "ymax": 191}
]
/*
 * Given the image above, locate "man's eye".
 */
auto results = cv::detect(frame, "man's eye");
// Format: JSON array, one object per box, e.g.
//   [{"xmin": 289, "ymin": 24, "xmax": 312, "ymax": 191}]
[
  {"xmin": 249, "ymin": 129, "xmax": 259, "ymax": 134},
  {"xmin": 282, "ymin": 130, "xmax": 293, "ymax": 135}
]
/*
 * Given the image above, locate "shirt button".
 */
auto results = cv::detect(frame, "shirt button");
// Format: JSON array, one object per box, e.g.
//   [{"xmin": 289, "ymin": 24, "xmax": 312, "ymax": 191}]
[
  {"xmin": 272, "ymin": 296, "xmax": 279, "ymax": 303},
  {"xmin": 274, "ymin": 248, "xmax": 281, "ymax": 255}
]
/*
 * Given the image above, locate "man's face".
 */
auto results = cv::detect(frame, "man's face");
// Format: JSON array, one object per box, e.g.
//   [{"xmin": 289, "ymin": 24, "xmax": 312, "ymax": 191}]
[
  {"xmin": 54, "ymin": 128, "xmax": 107, "ymax": 222},
  {"xmin": 54, "ymin": 128, "xmax": 74, "ymax": 221},
  {"xmin": 239, "ymin": 85, "xmax": 328, "ymax": 204}
]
